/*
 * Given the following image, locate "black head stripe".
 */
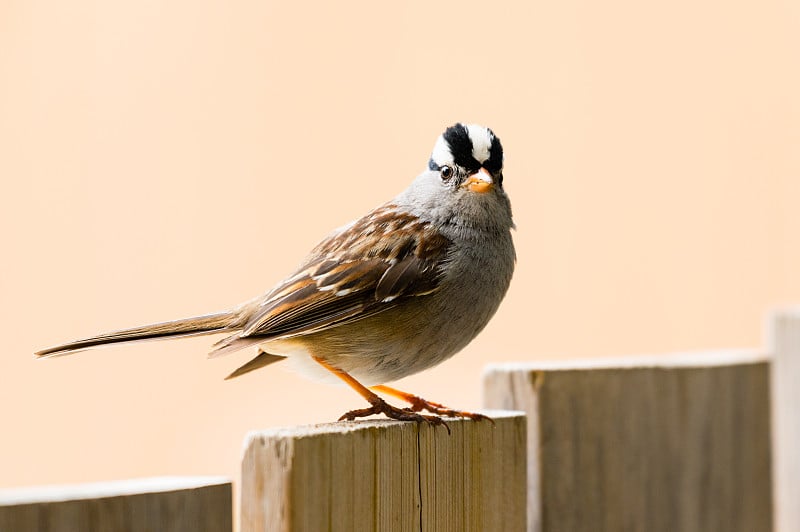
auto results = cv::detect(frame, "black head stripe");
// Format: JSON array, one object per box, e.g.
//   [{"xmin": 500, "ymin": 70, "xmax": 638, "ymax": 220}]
[
  {"xmin": 442, "ymin": 123, "xmax": 480, "ymax": 172},
  {"xmin": 428, "ymin": 158, "xmax": 440, "ymax": 171},
  {"xmin": 484, "ymin": 130, "xmax": 504, "ymax": 174}
]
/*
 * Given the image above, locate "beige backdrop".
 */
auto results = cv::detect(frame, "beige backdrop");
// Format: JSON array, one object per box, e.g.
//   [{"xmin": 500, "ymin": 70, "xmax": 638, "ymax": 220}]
[{"xmin": 1, "ymin": 0, "xmax": 798, "ymax": 490}]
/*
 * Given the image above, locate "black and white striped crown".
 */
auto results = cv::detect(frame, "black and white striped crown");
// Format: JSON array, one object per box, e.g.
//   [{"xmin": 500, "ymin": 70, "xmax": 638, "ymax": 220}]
[{"xmin": 428, "ymin": 123, "xmax": 503, "ymax": 175}]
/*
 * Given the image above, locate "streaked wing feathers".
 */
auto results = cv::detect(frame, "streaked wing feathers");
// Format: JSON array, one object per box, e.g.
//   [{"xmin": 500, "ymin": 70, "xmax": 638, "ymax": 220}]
[{"xmin": 239, "ymin": 204, "xmax": 450, "ymax": 340}]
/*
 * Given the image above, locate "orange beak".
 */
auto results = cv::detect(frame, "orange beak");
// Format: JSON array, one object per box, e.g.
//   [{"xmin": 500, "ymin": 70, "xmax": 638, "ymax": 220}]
[{"xmin": 461, "ymin": 167, "xmax": 494, "ymax": 194}]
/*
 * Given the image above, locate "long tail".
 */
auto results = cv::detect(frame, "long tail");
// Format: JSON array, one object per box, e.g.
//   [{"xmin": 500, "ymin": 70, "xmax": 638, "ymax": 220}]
[{"xmin": 35, "ymin": 311, "xmax": 239, "ymax": 358}]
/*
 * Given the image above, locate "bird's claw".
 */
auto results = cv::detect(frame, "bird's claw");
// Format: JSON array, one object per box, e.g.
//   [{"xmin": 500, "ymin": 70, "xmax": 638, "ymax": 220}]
[
  {"xmin": 339, "ymin": 397, "xmax": 451, "ymax": 433},
  {"xmin": 401, "ymin": 396, "xmax": 495, "ymax": 425}
]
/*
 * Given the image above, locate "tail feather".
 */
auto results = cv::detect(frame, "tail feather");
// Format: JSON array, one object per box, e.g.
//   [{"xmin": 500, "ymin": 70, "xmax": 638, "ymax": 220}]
[
  {"xmin": 225, "ymin": 349, "xmax": 287, "ymax": 380},
  {"xmin": 35, "ymin": 311, "xmax": 238, "ymax": 358},
  {"xmin": 208, "ymin": 334, "xmax": 264, "ymax": 358}
]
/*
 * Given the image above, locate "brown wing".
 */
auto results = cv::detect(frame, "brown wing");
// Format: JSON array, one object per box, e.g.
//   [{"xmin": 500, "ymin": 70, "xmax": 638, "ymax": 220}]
[{"xmin": 210, "ymin": 205, "xmax": 451, "ymax": 356}]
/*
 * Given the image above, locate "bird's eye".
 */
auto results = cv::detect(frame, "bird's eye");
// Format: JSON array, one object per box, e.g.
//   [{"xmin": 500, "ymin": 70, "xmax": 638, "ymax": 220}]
[{"xmin": 440, "ymin": 166, "xmax": 453, "ymax": 180}]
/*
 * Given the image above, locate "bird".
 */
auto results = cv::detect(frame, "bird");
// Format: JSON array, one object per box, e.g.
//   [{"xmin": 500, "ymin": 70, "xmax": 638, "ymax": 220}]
[{"xmin": 36, "ymin": 123, "xmax": 516, "ymax": 427}]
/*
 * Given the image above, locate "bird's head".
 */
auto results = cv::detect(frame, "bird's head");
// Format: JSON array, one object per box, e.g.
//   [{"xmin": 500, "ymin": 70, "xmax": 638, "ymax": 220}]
[
  {"xmin": 428, "ymin": 123, "xmax": 504, "ymax": 194},
  {"xmin": 398, "ymin": 123, "xmax": 512, "ymax": 232}
]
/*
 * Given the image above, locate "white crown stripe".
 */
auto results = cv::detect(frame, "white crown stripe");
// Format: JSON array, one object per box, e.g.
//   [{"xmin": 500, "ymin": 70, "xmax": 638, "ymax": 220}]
[{"xmin": 466, "ymin": 124, "xmax": 492, "ymax": 164}]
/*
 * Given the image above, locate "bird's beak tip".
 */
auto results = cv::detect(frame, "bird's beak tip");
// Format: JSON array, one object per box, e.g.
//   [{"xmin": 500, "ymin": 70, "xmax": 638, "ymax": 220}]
[{"xmin": 462, "ymin": 168, "xmax": 494, "ymax": 193}]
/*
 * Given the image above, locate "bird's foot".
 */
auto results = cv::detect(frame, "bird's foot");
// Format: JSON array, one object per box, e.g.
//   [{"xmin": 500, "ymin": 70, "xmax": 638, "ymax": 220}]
[
  {"xmin": 402, "ymin": 396, "xmax": 494, "ymax": 424},
  {"xmin": 339, "ymin": 396, "xmax": 450, "ymax": 433},
  {"xmin": 371, "ymin": 385, "xmax": 495, "ymax": 425}
]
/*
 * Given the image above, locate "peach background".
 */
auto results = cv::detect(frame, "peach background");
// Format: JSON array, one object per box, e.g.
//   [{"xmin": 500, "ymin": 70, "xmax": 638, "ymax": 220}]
[{"xmin": 1, "ymin": 0, "xmax": 798, "ymax": 491}]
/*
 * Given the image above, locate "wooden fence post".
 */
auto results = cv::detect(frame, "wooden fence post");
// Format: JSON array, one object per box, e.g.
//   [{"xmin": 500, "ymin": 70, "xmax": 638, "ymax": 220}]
[
  {"xmin": 0, "ymin": 476, "xmax": 231, "ymax": 532},
  {"xmin": 770, "ymin": 309, "xmax": 800, "ymax": 532},
  {"xmin": 483, "ymin": 352, "xmax": 772, "ymax": 532},
  {"xmin": 240, "ymin": 412, "xmax": 526, "ymax": 532}
]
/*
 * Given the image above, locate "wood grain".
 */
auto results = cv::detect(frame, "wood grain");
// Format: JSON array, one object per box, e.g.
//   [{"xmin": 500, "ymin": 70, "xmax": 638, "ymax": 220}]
[
  {"xmin": 483, "ymin": 352, "xmax": 772, "ymax": 532},
  {"xmin": 241, "ymin": 412, "xmax": 526, "ymax": 532},
  {"xmin": 770, "ymin": 309, "xmax": 800, "ymax": 532},
  {"xmin": 0, "ymin": 476, "xmax": 231, "ymax": 532}
]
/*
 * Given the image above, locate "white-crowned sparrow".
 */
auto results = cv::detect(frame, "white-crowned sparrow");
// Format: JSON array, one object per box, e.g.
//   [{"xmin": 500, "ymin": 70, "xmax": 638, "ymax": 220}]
[{"xmin": 36, "ymin": 123, "xmax": 516, "ymax": 427}]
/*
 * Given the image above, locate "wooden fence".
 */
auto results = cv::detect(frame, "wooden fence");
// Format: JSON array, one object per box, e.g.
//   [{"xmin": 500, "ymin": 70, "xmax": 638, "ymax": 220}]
[
  {"xmin": 2, "ymin": 309, "xmax": 798, "ymax": 531},
  {"xmin": 770, "ymin": 308, "xmax": 800, "ymax": 532},
  {"xmin": 240, "ymin": 412, "xmax": 526, "ymax": 531},
  {"xmin": 0, "ymin": 477, "xmax": 231, "ymax": 532},
  {"xmin": 484, "ymin": 352, "xmax": 772, "ymax": 532}
]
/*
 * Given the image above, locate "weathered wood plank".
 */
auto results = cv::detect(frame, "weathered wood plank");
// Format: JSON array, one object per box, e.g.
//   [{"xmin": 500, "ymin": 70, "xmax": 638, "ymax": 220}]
[
  {"xmin": 241, "ymin": 412, "xmax": 526, "ymax": 532},
  {"xmin": 484, "ymin": 352, "xmax": 772, "ymax": 532},
  {"xmin": 0, "ymin": 476, "xmax": 232, "ymax": 532},
  {"xmin": 770, "ymin": 309, "xmax": 800, "ymax": 532}
]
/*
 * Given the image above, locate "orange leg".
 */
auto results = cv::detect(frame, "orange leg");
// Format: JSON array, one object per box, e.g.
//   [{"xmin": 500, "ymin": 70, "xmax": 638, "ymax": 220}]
[
  {"xmin": 312, "ymin": 356, "xmax": 448, "ymax": 429},
  {"xmin": 371, "ymin": 385, "xmax": 494, "ymax": 423}
]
